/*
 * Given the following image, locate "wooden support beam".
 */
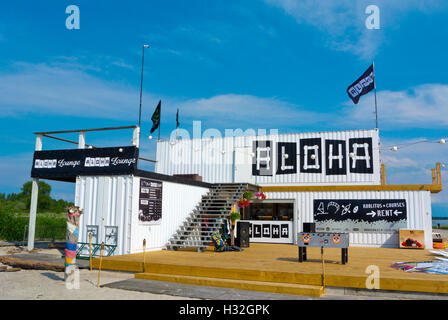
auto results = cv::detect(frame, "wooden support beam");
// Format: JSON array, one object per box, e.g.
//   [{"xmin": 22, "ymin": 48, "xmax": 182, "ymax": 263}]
[
  {"xmin": 34, "ymin": 125, "xmax": 137, "ymax": 135},
  {"xmin": 381, "ymin": 164, "xmax": 386, "ymax": 185}
]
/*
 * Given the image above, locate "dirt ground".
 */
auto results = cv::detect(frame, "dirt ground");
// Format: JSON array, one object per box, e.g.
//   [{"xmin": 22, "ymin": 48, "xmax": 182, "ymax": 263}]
[{"xmin": 0, "ymin": 246, "xmax": 195, "ymax": 300}]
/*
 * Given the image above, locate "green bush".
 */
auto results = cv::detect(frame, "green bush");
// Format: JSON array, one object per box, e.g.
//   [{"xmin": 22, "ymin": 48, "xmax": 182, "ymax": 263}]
[{"xmin": 0, "ymin": 209, "xmax": 66, "ymax": 241}]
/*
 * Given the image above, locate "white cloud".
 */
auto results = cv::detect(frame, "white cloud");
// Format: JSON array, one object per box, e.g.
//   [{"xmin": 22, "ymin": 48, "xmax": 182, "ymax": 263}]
[
  {"xmin": 174, "ymin": 94, "xmax": 326, "ymax": 128},
  {"xmin": 379, "ymin": 137, "xmax": 448, "ymax": 207},
  {"xmin": 341, "ymin": 84, "xmax": 448, "ymax": 129},
  {"xmin": 264, "ymin": 0, "xmax": 445, "ymax": 59},
  {"xmin": 0, "ymin": 62, "xmax": 141, "ymax": 120},
  {"xmin": 3, "ymin": 61, "xmax": 447, "ymax": 132},
  {"xmin": 0, "ymin": 62, "xmax": 328, "ymax": 131}
]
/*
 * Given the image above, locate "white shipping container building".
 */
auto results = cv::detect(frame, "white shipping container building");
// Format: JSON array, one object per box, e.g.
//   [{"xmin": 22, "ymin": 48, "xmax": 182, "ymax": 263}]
[
  {"xmin": 155, "ymin": 128, "xmax": 440, "ymax": 249},
  {"xmin": 156, "ymin": 129, "xmax": 382, "ymax": 186},
  {"xmin": 74, "ymin": 174, "xmax": 211, "ymax": 255},
  {"xmin": 27, "ymin": 126, "xmax": 442, "ymax": 254}
]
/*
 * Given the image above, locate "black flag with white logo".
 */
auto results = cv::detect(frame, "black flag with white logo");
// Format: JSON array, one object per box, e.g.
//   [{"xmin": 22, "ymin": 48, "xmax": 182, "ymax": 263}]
[{"xmin": 346, "ymin": 64, "xmax": 375, "ymax": 104}]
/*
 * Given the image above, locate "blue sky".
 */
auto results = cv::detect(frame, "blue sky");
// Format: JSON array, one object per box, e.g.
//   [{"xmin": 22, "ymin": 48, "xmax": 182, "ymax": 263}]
[{"xmin": 0, "ymin": 1, "xmax": 447, "ymax": 216}]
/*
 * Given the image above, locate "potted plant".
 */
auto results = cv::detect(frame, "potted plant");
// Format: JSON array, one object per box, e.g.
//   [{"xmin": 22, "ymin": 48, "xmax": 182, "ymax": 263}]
[{"xmin": 239, "ymin": 191, "xmax": 253, "ymax": 220}]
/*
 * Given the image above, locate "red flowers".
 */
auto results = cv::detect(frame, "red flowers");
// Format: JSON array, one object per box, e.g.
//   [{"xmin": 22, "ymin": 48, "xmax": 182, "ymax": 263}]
[
  {"xmin": 255, "ymin": 192, "xmax": 266, "ymax": 200},
  {"xmin": 402, "ymin": 238, "xmax": 422, "ymax": 248},
  {"xmin": 237, "ymin": 199, "xmax": 250, "ymax": 208}
]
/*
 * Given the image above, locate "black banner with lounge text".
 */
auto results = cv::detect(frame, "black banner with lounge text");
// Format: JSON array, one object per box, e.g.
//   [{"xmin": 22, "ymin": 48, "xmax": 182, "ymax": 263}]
[{"xmin": 31, "ymin": 146, "xmax": 139, "ymax": 181}]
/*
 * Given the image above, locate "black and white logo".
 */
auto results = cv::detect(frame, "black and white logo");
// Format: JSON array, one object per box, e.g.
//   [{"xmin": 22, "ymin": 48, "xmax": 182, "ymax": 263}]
[
  {"xmin": 252, "ymin": 136, "xmax": 374, "ymax": 177},
  {"xmin": 252, "ymin": 140, "xmax": 272, "ymax": 176},
  {"xmin": 250, "ymin": 223, "xmax": 290, "ymax": 240},
  {"xmin": 34, "ymin": 159, "xmax": 57, "ymax": 169},
  {"xmin": 84, "ymin": 157, "xmax": 110, "ymax": 167}
]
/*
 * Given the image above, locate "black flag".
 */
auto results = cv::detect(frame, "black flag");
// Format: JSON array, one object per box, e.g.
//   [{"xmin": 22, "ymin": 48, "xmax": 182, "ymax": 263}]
[
  {"xmin": 176, "ymin": 108, "xmax": 179, "ymax": 129},
  {"xmin": 150, "ymin": 100, "xmax": 161, "ymax": 134},
  {"xmin": 347, "ymin": 64, "xmax": 375, "ymax": 104}
]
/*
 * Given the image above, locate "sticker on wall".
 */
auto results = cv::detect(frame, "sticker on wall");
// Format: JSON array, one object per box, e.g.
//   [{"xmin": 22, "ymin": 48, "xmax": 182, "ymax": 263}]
[
  {"xmin": 300, "ymin": 138, "xmax": 322, "ymax": 173},
  {"xmin": 252, "ymin": 140, "xmax": 273, "ymax": 176},
  {"xmin": 262, "ymin": 224, "xmax": 271, "ymax": 237},
  {"xmin": 249, "ymin": 222, "xmax": 292, "ymax": 243},
  {"xmin": 105, "ymin": 226, "xmax": 118, "ymax": 246},
  {"xmin": 348, "ymin": 138, "xmax": 373, "ymax": 174},
  {"xmin": 313, "ymin": 199, "xmax": 407, "ymax": 233},
  {"xmin": 276, "ymin": 142, "xmax": 297, "ymax": 175},
  {"xmin": 272, "ymin": 224, "xmax": 280, "ymax": 238},
  {"xmin": 138, "ymin": 178, "xmax": 163, "ymax": 224},
  {"xmin": 280, "ymin": 224, "xmax": 289, "ymax": 238},
  {"xmin": 86, "ymin": 225, "xmax": 98, "ymax": 244},
  {"xmin": 325, "ymin": 140, "xmax": 347, "ymax": 175},
  {"xmin": 253, "ymin": 224, "xmax": 262, "ymax": 237}
]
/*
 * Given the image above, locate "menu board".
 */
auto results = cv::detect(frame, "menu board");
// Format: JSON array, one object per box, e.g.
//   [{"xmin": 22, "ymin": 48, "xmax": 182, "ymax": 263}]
[{"xmin": 138, "ymin": 178, "xmax": 163, "ymax": 224}]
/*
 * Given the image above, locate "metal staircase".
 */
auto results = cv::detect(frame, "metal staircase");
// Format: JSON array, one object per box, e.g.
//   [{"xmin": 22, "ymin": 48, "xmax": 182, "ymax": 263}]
[{"xmin": 165, "ymin": 183, "xmax": 260, "ymax": 252}]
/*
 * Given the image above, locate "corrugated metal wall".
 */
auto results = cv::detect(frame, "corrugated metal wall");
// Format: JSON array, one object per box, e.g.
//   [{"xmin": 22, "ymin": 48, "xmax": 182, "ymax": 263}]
[
  {"xmin": 75, "ymin": 175, "xmax": 134, "ymax": 256},
  {"xmin": 129, "ymin": 177, "xmax": 210, "ymax": 252},
  {"xmin": 75, "ymin": 175, "xmax": 210, "ymax": 255},
  {"xmin": 156, "ymin": 129, "xmax": 381, "ymax": 186},
  {"xmin": 265, "ymin": 190, "xmax": 433, "ymax": 248}
]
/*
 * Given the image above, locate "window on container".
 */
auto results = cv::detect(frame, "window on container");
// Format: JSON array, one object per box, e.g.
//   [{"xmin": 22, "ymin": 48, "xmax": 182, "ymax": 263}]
[{"xmin": 246, "ymin": 202, "xmax": 293, "ymax": 221}]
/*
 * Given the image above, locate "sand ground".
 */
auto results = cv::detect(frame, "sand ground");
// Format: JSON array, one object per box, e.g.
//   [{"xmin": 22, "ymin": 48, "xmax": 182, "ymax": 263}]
[{"xmin": 0, "ymin": 246, "xmax": 195, "ymax": 300}]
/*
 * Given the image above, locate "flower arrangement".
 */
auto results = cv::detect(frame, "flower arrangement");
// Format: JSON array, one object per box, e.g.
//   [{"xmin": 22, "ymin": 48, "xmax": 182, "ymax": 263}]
[
  {"xmin": 255, "ymin": 192, "xmax": 266, "ymax": 200},
  {"xmin": 237, "ymin": 199, "xmax": 250, "ymax": 208}
]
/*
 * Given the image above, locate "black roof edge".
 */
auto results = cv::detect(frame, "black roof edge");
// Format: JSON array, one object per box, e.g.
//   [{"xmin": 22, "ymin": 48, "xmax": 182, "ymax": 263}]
[
  {"xmin": 134, "ymin": 169, "xmax": 213, "ymax": 188},
  {"xmin": 30, "ymin": 170, "xmax": 213, "ymax": 188}
]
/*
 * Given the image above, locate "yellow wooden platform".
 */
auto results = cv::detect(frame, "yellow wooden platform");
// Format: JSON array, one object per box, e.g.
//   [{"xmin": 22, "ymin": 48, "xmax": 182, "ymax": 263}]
[{"xmin": 92, "ymin": 244, "xmax": 448, "ymax": 296}]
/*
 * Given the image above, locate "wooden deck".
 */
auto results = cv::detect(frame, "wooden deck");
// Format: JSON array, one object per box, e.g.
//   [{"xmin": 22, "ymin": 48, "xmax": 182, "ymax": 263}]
[{"xmin": 92, "ymin": 244, "xmax": 448, "ymax": 295}]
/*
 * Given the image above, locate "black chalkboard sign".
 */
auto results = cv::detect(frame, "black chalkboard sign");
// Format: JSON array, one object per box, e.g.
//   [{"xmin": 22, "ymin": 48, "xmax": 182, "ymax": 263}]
[
  {"xmin": 313, "ymin": 199, "xmax": 407, "ymax": 233},
  {"xmin": 138, "ymin": 178, "xmax": 163, "ymax": 224}
]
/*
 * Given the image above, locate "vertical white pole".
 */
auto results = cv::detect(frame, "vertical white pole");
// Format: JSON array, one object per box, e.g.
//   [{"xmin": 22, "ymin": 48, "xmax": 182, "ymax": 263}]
[
  {"xmin": 27, "ymin": 135, "xmax": 42, "ymax": 251},
  {"xmin": 78, "ymin": 131, "xmax": 86, "ymax": 149},
  {"xmin": 132, "ymin": 127, "xmax": 140, "ymax": 148}
]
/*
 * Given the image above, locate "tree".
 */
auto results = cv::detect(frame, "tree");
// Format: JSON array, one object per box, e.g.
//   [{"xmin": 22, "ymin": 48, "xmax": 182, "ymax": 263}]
[{"xmin": 21, "ymin": 181, "xmax": 53, "ymax": 211}]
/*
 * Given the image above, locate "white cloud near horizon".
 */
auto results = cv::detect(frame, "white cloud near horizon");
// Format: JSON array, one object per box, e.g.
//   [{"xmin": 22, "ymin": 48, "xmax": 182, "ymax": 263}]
[{"xmin": 379, "ymin": 137, "xmax": 448, "ymax": 207}]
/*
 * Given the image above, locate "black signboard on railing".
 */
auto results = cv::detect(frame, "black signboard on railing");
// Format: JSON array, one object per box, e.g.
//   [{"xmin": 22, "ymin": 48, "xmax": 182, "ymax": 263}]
[{"xmin": 31, "ymin": 146, "xmax": 139, "ymax": 181}]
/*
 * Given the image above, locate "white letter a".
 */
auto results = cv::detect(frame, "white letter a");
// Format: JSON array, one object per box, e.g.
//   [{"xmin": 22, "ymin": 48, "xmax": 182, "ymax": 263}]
[
  {"xmin": 66, "ymin": 5, "xmax": 80, "ymax": 30},
  {"xmin": 365, "ymin": 5, "xmax": 380, "ymax": 30}
]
